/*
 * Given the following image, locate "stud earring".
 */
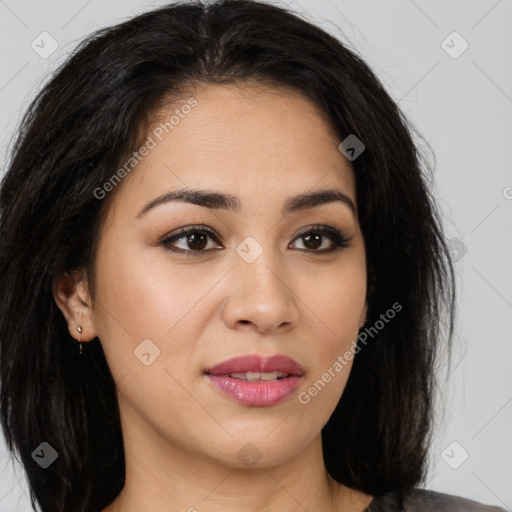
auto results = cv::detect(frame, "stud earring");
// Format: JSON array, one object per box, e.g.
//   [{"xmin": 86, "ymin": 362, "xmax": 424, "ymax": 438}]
[{"xmin": 77, "ymin": 326, "xmax": 83, "ymax": 355}]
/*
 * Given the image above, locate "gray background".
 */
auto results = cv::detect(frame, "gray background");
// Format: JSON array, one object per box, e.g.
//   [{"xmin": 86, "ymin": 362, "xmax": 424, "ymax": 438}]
[{"xmin": 1, "ymin": 0, "xmax": 511, "ymax": 510}]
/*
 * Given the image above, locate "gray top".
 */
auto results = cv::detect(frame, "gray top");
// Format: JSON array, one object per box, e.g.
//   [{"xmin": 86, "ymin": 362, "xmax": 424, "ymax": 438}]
[{"xmin": 364, "ymin": 488, "xmax": 509, "ymax": 511}]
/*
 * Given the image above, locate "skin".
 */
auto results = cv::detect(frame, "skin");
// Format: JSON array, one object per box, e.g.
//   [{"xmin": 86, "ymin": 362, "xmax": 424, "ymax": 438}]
[{"xmin": 53, "ymin": 83, "xmax": 372, "ymax": 512}]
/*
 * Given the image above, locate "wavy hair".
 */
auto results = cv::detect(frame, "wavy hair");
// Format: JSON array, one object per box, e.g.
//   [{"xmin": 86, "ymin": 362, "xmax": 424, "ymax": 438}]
[{"xmin": 0, "ymin": 1, "xmax": 456, "ymax": 511}]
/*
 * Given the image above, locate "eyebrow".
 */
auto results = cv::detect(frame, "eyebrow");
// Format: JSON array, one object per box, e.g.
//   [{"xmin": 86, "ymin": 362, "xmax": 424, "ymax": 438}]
[{"xmin": 136, "ymin": 187, "xmax": 357, "ymax": 219}]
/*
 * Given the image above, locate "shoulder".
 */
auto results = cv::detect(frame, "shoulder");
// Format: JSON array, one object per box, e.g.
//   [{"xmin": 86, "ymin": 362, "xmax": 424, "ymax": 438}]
[{"xmin": 366, "ymin": 488, "xmax": 509, "ymax": 512}]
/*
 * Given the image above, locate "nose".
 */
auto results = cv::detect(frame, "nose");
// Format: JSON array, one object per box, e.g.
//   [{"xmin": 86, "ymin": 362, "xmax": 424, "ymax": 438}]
[{"xmin": 221, "ymin": 249, "xmax": 300, "ymax": 335}]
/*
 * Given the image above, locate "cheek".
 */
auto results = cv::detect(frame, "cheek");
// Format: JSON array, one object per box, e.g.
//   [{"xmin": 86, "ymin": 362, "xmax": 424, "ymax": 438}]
[
  {"xmin": 307, "ymin": 261, "xmax": 366, "ymax": 340},
  {"xmin": 300, "ymin": 262, "xmax": 365, "ymax": 396},
  {"xmin": 92, "ymin": 240, "xmax": 224, "ymax": 393}
]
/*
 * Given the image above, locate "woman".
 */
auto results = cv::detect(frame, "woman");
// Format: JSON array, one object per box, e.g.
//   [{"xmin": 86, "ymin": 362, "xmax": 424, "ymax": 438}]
[{"xmin": 0, "ymin": 1, "xmax": 506, "ymax": 511}]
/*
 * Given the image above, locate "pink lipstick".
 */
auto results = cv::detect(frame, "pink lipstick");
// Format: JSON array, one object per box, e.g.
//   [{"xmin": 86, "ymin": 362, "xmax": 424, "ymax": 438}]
[{"xmin": 204, "ymin": 354, "xmax": 304, "ymax": 406}]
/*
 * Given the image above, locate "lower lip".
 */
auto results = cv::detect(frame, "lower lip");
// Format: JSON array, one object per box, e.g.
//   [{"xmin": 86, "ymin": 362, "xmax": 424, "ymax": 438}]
[{"xmin": 205, "ymin": 374, "xmax": 303, "ymax": 406}]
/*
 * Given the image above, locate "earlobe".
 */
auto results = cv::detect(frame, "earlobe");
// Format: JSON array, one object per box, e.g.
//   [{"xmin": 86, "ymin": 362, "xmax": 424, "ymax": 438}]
[{"xmin": 52, "ymin": 269, "xmax": 97, "ymax": 342}]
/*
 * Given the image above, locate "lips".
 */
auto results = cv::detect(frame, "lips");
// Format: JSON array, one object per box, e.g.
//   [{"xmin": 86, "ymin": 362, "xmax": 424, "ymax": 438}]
[
  {"xmin": 204, "ymin": 354, "xmax": 305, "ymax": 406},
  {"xmin": 205, "ymin": 354, "xmax": 305, "ymax": 377}
]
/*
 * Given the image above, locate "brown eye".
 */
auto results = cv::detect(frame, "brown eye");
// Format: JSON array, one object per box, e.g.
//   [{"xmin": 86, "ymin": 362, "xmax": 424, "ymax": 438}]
[
  {"xmin": 290, "ymin": 226, "xmax": 351, "ymax": 253},
  {"xmin": 183, "ymin": 232, "xmax": 208, "ymax": 251},
  {"xmin": 301, "ymin": 233, "xmax": 325, "ymax": 250},
  {"xmin": 160, "ymin": 226, "xmax": 222, "ymax": 255}
]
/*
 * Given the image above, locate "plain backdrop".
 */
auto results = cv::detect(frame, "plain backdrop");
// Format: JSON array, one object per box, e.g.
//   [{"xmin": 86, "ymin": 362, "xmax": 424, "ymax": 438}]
[{"xmin": 0, "ymin": 1, "xmax": 511, "ymax": 510}]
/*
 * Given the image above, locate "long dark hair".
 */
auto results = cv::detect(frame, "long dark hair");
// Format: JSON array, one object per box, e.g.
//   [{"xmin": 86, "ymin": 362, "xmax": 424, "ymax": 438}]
[{"xmin": 0, "ymin": 1, "xmax": 456, "ymax": 511}]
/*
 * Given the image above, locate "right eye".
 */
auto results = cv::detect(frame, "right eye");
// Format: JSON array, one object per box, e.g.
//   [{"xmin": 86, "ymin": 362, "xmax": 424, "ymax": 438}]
[{"xmin": 160, "ymin": 226, "xmax": 223, "ymax": 256}]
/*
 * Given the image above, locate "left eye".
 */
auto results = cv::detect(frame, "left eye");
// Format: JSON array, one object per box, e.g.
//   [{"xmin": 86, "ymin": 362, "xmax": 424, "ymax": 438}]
[
  {"xmin": 160, "ymin": 225, "xmax": 351, "ymax": 256},
  {"xmin": 291, "ymin": 228, "xmax": 346, "ymax": 252}
]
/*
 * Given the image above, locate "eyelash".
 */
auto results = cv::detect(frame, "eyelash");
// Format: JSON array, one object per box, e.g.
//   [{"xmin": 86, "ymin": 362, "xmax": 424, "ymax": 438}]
[{"xmin": 159, "ymin": 224, "xmax": 352, "ymax": 257}]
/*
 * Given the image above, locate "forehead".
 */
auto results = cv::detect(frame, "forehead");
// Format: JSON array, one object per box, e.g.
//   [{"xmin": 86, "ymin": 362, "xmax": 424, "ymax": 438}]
[{"xmin": 105, "ymin": 83, "xmax": 356, "ymax": 221}]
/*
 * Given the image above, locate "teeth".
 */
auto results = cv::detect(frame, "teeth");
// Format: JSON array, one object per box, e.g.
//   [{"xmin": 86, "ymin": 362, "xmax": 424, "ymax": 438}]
[{"xmin": 228, "ymin": 371, "xmax": 289, "ymax": 381}]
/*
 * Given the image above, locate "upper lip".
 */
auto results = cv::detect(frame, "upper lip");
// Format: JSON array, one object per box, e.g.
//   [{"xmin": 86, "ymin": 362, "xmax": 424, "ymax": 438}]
[{"xmin": 205, "ymin": 354, "xmax": 305, "ymax": 376}]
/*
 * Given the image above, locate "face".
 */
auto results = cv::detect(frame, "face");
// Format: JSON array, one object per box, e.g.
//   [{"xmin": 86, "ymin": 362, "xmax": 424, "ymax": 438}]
[{"xmin": 61, "ymin": 83, "xmax": 367, "ymax": 469}]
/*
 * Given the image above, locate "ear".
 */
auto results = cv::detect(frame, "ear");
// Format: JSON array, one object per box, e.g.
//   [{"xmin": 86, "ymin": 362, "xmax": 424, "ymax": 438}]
[{"xmin": 52, "ymin": 269, "xmax": 97, "ymax": 342}]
